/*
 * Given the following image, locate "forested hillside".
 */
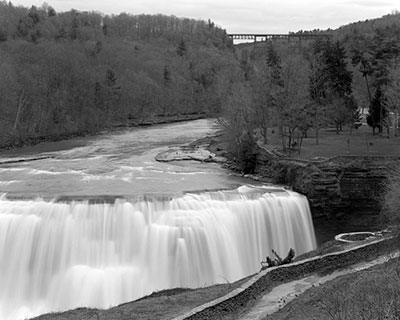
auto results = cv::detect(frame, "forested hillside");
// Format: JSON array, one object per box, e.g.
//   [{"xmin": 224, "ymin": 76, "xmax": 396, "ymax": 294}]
[
  {"xmin": 221, "ymin": 11, "xmax": 400, "ymax": 173},
  {"xmin": 0, "ymin": 1, "xmax": 241, "ymax": 148},
  {"xmin": 1, "ymin": 1, "xmax": 399, "ymax": 159},
  {"xmin": 335, "ymin": 10, "xmax": 400, "ymax": 39}
]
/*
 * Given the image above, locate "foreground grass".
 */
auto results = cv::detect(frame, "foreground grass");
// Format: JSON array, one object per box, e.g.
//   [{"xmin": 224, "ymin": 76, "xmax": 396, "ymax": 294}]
[
  {"xmin": 34, "ymin": 277, "xmax": 251, "ymax": 320},
  {"xmin": 34, "ymin": 236, "xmax": 395, "ymax": 320},
  {"xmin": 33, "ymin": 239, "xmax": 350, "ymax": 320},
  {"xmin": 35, "ymin": 235, "xmax": 400, "ymax": 320},
  {"xmin": 265, "ymin": 254, "xmax": 400, "ymax": 320}
]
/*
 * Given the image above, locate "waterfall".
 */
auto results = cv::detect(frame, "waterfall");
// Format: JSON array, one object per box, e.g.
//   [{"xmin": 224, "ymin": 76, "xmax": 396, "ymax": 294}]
[{"xmin": 0, "ymin": 186, "xmax": 316, "ymax": 320}]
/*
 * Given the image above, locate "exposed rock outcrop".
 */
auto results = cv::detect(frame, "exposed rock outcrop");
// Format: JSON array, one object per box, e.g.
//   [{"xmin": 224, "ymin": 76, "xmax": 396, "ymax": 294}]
[
  {"xmin": 155, "ymin": 146, "xmax": 227, "ymax": 163},
  {"xmin": 255, "ymin": 147, "xmax": 400, "ymax": 217}
]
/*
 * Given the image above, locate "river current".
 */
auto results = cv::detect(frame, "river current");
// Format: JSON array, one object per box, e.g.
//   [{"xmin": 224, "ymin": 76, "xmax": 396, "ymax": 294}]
[
  {"xmin": 0, "ymin": 119, "xmax": 318, "ymax": 320},
  {"xmin": 0, "ymin": 119, "xmax": 252, "ymax": 198}
]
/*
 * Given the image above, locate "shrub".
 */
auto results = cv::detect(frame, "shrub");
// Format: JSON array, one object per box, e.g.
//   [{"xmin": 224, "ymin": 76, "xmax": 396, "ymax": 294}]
[{"xmin": 235, "ymin": 131, "xmax": 258, "ymax": 174}]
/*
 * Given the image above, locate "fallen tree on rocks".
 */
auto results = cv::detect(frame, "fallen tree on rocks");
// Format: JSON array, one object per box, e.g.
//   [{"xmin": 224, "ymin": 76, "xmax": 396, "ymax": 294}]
[{"xmin": 261, "ymin": 248, "xmax": 295, "ymax": 270}]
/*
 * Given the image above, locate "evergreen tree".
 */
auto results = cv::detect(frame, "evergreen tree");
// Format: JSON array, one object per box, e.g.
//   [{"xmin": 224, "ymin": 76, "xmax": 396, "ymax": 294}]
[
  {"xmin": 266, "ymin": 43, "xmax": 284, "ymax": 87},
  {"xmin": 350, "ymin": 25, "xmax": 400, "ymax": 134},
  {"xmin": 239, "ymin": 49, "xmax": 253, "ymax": 82},
  {"xmin": 367, "ymin": 88, "xmax": 387, "ymax": 134},
  {"xmin": 310, "ymin": 39, "xmax": 352, "ymax": 98},
  {"xmin": 309, "ymin": 39, "xmax": 353, "ymax": 135},
  {"xmin": 325, "ymin": 41, "xmax": 352, "ymax": 96},
  {"xmin": 265, "ymin": 43, "xmax": 287, "ymax": 147}
]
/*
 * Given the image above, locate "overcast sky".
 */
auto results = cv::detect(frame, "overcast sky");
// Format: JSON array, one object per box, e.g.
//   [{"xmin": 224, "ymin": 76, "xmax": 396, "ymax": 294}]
[{"xmin": 13, "ymin": 0, "xmax": 399, "ymax": 33}]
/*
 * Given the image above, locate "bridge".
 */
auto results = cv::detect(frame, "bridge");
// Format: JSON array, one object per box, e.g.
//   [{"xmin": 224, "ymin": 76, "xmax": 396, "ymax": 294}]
[{"xmin": 228, "ymin": 33, "xmax": 331, "ymax": 42}]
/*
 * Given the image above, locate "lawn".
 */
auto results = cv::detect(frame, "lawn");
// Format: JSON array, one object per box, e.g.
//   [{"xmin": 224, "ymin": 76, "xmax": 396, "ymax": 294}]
[
  {"xmin": 34, "ymin": 277, "xmax": 252, "ymax": 320},
  {"xmin": 265, "ymin": 255, "xmax": 400, "ymax": 320},
  {"xmin": 264, "ymin": 124, "xmax": 400, "ymax": 159}
]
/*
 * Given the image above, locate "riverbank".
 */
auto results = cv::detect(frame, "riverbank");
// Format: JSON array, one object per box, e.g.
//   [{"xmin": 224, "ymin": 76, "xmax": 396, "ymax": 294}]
[
  {"xmin": 32, "ymin": 233, "xmax": 399, "ymax": 320},
  {"xmin": 0, "ymin": 113, "xmax": 208, "ymax": 151},
  {"xmin": 195, "ymin": 128, "xmax": 400, "ymax": 219},
  {"xmin": 267, "ymin": 250, "xmax": 400, "ymax": 319},
  {"xmin": 154, "ymin": 128, "xmax": 393, "ymax": 245}
]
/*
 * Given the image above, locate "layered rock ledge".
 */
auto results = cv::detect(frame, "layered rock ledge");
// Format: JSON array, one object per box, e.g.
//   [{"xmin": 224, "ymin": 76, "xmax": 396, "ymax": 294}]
[{"xmin": 255, "ymin": 145, "xmax": 400, "ymax": 217}]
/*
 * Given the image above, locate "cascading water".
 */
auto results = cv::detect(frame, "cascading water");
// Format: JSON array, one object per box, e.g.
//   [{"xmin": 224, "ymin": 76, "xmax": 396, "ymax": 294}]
[{"xmin": 0, "ymin": 186, "xmax": 316, "ymax": 320}]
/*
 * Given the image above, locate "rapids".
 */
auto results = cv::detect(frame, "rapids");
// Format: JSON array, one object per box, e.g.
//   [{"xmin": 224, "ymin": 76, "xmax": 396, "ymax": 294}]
[{"xmin": 0, "ymin": 120, "xmax": 316, "ymax": 319}]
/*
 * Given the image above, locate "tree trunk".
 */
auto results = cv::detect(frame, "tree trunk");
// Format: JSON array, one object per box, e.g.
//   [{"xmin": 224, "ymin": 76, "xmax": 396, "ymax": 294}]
[
  {"xmin": 13, "ymin": 91, "xmax": 28, "ymax": 132},
  {"xmin": 280, "ymin": 125, "xmax": 286, "ymax": 151},
  {"xmin": 287, "ymin": 128, "xmax": 292, "ymax": 149},
  {"xmin": 364, "ymin": 74, "xmax": 372, "ymax": 114}
]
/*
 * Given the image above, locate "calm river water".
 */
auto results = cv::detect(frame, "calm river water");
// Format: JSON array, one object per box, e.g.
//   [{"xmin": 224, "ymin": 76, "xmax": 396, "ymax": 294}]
[{"xmin": 0, "ymin": 119, "xmax": 252, "ymax": 198}]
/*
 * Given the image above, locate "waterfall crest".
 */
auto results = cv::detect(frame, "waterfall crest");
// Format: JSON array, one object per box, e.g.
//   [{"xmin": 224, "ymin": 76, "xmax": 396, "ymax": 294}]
[{"xmin": 0, "ymin": 186, "xmax": 316, "ymax": 319}]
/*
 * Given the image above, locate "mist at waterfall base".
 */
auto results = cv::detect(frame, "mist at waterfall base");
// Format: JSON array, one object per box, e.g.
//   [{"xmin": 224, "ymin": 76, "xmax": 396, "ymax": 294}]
[{"xmin": 0, "ymin": 186, "xmax": 316, "ymax": 320}]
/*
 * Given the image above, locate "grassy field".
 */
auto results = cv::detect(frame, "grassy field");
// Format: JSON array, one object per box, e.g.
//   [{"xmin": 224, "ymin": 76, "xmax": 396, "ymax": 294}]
[
  {"xmin": 34, "ymin": 277, "xmax": 252, "ymax": 320},
  {"xmin": 265, "ymin": 124, "xmax": 400, "ymax": 159},
  {"xmin": 265, "ymin": 255, "xmax": 400, "ymax": 320}
]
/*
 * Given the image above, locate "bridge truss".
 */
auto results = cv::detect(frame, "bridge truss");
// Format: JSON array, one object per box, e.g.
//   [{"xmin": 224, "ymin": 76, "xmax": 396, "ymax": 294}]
[{"xmin": 228, "ymin": 33, "xmax": 331, "ymax": 42}]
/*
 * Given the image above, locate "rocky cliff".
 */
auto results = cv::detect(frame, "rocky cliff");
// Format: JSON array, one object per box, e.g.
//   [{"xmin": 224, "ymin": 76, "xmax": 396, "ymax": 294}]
[{"xmin": 255, "ymin": 146, "xmax": 399, "ymax": 217}]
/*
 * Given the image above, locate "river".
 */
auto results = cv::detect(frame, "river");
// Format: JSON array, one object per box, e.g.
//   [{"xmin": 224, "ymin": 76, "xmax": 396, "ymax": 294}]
[
  {"xmin": 0, "ymin": 119, "xmax": 253, "ymax": 198},
  {"xmin": 0, "ymin": 119, "xmax": 327, "ymax": 319}
]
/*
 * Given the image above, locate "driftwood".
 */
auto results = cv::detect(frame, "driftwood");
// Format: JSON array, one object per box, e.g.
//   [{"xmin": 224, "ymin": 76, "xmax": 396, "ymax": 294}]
[{"xmin": 260, "ymin": 248, "xmax": 295, "ymax": 270}]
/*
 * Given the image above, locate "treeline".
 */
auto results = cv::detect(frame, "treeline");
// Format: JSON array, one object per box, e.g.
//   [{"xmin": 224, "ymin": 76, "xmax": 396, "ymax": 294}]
[
  {"xmin": 2, "ymin": 1, "xmax": 399, "ymax": 168},
  {"xmin": 221, "ymin": 39, "xmax": 357, "ymax": 173},
  {"xmin": 220, "ymin": 11, "xmax": 400, "ymax": 173},
  {"xmin": 336, "ymin": 10, "xmax": 400, "ymax": 40},
  {"xmin": 345, "ymin": 13, "xmax": 400, "ymax": 135},
  {"xmin": 0, "ymin": 1, "xmax": 240, "ymax": 148}
]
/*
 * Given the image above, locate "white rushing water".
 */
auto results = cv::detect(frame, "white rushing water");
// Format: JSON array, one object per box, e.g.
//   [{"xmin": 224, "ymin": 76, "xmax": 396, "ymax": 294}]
[
  {"xmin": 0, "ymin": 186, "xmax": 316, "ymax": 320},
  {"xmin": 0, "ymin": 120, "xmax": 317, "ymax": 319}
]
